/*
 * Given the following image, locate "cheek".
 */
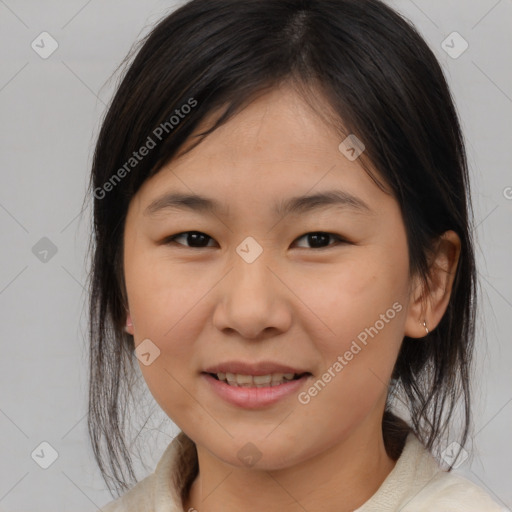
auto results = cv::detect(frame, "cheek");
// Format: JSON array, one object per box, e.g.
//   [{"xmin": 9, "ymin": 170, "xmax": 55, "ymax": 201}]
[
  {"xmin": 300, "ymin": 250, "xmax": 408, "ymax": 343},
  {"xmin": 294, "ymin": 281, "xmax": 407, "ymax": 446},
  {"xmin": 295, "ymin": 241, "xmax": 409, "ymax": 402},
  {"xmin": 125, "ymin": 245, "xmax": 206, "ymax": 336},
  {"xmin": 123, "ymin": 244, "xmax": 220, "ymax": 398}
]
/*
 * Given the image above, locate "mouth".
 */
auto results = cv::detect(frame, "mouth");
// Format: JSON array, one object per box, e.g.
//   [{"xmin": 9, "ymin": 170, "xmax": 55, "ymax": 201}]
[
  {"xmin": 204, "ymin": 371, "xmax": 311, "ymax": 388},
  {"xmin": 201, "ymin": 368, "xmax": 313, "ymax": 409}
]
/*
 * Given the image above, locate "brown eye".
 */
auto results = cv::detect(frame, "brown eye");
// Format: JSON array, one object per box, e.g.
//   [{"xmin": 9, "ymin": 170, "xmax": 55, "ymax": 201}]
[
  {"xmin": 165, "ymin": 231, "xmax": 216, "ymax": 248},
  {"xmin": 163, "ymin": 231, "xmax": 349, "ymax": 250},
  {"xmin": 293, "ymin": 232, "xmax": 349, "ymax": 249}
]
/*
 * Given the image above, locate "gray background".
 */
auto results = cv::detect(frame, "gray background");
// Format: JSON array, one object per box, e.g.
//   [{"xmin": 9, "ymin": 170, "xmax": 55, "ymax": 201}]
[{"xmin": 0, "ymin": 0, "xmax": 511, "ymax": 510}]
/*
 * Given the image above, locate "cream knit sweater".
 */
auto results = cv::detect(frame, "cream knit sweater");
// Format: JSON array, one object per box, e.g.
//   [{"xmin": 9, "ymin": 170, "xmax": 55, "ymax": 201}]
[{"xmin": 99, "ymin": 432, "xmax": 506, "ymax": 512}]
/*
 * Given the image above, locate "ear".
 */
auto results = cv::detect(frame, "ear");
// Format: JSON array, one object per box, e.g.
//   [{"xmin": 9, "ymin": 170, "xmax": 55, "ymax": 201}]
[
  {"xmin": 404, "ymin": 230, "xmax": 461, "ymax": 338},
  {"xmin": 125, "ymin": 311, "xmax": 134, "ymax": 336}
]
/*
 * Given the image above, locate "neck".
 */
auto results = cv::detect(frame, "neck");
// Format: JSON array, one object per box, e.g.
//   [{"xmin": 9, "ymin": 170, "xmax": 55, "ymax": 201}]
[{"xmin": 183, "ymin": 421, "xmax": 397, "ymax": 512}]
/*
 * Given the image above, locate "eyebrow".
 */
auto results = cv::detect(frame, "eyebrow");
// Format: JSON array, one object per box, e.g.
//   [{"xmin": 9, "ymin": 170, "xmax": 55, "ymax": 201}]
[{"xmin": 144, "ymin": 190, "xmax": 372, "ymax": 218}]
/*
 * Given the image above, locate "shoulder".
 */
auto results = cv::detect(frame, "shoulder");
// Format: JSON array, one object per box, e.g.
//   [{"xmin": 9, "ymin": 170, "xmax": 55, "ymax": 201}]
[
  {"xmin": 396, "ymin": 435, "xmax": 504, "ymax": 512},
  {"xmin": 357, "ymin": 433, "xmax": 505, "ymax": 512},
  {"xmin": 405, "ymin": 470, "xmax": 506, "ymax": 511},
  {"xmin": 98, "ymin": 434, "xmax": 191, "ymax": 512},
  {"xmin": 99, "ymin": 474, "xmax": 156, "ymax": 512}
]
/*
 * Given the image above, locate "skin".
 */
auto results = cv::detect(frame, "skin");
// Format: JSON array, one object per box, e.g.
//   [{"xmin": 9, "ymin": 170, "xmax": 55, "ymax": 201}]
[{"xmin": 123, "ymin": 82, "xmax": 461, "ymax": 512}]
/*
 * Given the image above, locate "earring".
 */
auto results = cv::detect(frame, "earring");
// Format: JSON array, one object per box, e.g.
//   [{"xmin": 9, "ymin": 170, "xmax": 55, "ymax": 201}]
[{"xmin": 423, "ymin": 320, "xmax": 429, "ymax": 335}]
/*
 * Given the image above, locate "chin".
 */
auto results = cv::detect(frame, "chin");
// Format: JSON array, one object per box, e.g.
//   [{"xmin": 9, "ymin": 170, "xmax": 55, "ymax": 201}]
[{"xmin": 205, "ymin": 434, "xmax": 307, "ymax": 471}]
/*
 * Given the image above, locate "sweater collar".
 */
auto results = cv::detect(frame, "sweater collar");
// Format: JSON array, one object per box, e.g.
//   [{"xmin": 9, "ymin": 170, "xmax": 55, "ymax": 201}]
[{"xmin": 152, "ymin": 431, "xmax": 439, "ymax": 511}]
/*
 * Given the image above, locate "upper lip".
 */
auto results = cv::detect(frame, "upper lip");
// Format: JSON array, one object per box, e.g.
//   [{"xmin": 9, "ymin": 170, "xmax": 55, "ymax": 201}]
[{"xmin": 203, "ymin": 361, "xmax": 310, "ymax": 376}]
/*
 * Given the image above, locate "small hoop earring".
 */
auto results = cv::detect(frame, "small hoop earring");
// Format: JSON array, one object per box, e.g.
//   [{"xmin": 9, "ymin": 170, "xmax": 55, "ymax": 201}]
[{"xmin": 423, "ymin": 320, "xmax": 429, "ymax": 335}]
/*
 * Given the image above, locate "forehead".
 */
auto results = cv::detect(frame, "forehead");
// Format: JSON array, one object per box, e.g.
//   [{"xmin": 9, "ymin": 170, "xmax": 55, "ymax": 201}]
[
  {"xmin": 176, "ymin": 84, "xmax": 344, "ymax": 163},
  {"xmin": 130, "ymin": 85, "xmax": 392, "ymax": 218}
]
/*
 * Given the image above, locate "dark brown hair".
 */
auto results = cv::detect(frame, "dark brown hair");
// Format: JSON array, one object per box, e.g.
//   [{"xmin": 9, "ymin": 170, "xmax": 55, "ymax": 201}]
[{"xmin": 87, "ymin": 0, "xmax": 476, "ymax": 497}]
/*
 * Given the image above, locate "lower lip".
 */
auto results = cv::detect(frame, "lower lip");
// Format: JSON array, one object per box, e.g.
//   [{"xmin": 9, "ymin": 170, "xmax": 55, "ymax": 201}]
[{"xmin": 202, "ymin": 373, "xmax": 311, "ymax": 409}]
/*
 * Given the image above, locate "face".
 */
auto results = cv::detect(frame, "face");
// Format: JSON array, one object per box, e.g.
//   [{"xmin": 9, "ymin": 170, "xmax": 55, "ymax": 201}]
[{"xmin": 123, "ymin": 84, "xmax": 417, "ymax": 470}]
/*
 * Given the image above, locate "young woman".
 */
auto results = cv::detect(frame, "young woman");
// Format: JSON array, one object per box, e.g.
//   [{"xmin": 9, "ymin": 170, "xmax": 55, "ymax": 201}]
[{"xmin": 87, "ymin": 0, "xmax": 504, "ymax": 510}]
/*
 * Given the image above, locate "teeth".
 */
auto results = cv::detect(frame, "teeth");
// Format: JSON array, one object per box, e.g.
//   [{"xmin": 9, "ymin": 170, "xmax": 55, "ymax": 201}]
[
  {"xmin": 215, "ymin": 372, "xmax": 299, "ymax": 388},
  {"xmin": 253, "ymin": 374, "xmax": 272, "ymax": 385}
]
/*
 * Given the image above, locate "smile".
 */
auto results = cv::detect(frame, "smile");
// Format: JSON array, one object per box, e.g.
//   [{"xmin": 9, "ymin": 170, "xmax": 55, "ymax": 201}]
[
  {"xmin": 202, "ymin": 372, "xmax": 312, "ymax": 409},
  {"xmin": 210, "ymin": 372, "xmax": 306, "ymax": 387}
]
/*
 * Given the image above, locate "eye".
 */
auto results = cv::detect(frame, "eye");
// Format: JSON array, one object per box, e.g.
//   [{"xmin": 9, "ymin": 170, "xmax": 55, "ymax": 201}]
[
  {"xmin": 292, "ymin": 232, "xmax": 348, "ymax": 249},
  {"xmin": 164, "ymin": 231, "xmax": 348, "ymax": 250},
  {"xmin": 164, "ymin": 231, "xmax": 217, "ymax": 248}
]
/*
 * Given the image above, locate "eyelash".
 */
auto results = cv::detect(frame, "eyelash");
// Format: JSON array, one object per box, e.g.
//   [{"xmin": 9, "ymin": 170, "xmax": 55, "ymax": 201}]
[{"xmin": 163, "ymin": 231, "xmax": 350, "ymax": 250}]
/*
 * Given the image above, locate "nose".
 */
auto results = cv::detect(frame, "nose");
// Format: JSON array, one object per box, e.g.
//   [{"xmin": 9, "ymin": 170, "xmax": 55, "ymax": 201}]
[{"xmin": 212, "ymin": 249, "xmax": 292, "ymax": 340}]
